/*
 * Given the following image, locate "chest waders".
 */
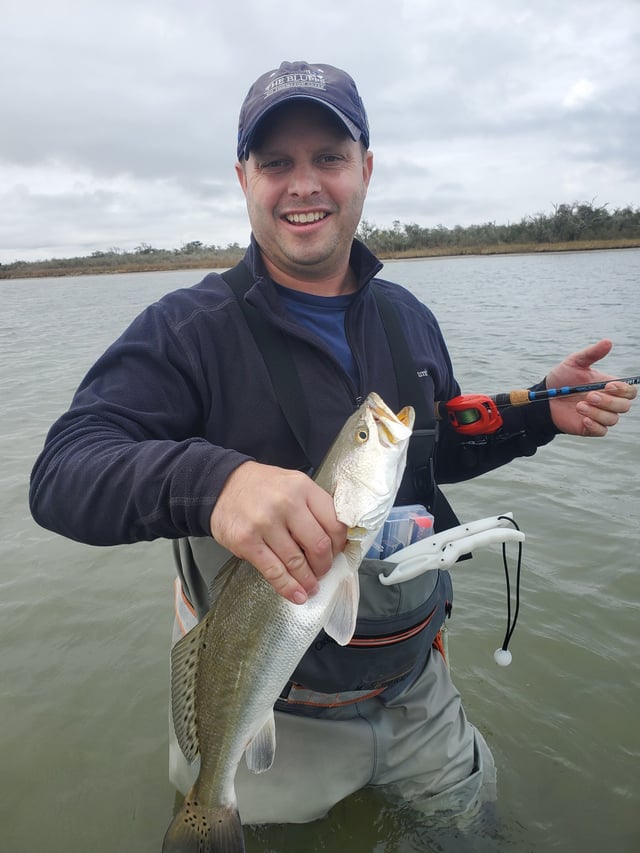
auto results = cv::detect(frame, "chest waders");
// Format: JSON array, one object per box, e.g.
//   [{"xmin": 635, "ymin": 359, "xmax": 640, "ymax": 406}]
[{"xmin": 221, "ymin": 263, "xmax": 456, "ymax": 709}]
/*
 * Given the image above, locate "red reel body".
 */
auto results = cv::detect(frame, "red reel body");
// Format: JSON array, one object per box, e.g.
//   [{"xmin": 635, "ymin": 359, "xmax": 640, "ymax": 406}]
[{"xmin": 444, "ymin": 394, "xmax": 503, "ymax": 435}]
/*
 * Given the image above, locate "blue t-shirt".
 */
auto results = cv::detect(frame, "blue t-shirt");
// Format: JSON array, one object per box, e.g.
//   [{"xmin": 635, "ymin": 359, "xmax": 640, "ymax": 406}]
[{"xmin": 275, "ymin": 284, "xmax": 359, "ymax": 387}]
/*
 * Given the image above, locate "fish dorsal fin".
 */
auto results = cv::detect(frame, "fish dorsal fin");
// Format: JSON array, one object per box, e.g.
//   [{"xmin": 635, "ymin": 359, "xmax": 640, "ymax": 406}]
[
  {"xmin": 207, "ymin": 554, "xmax": 242, "ymax": 608},
  {"xmin": 170, "ymin": 555, "xmax": 240, "ymax": 760},
  {"xmin": 170, "ymin": 615, "xmax": 211, "ymax": 762},
  {"xmin": 323, "ymin": 560, "xmax": 360, "ymax": 646},
  {"xmin": 245, "ymin": 710, "xmax": 277, "ymax": 774}
]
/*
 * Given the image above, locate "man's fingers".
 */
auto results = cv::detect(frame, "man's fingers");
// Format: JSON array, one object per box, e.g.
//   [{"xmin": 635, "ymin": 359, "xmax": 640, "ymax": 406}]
[
  {"xmin": 602, "ymin": 380, "xmax": 638, "ymax": 402},
  {"xmin": 574, "ymin": 380, "xmax": 637, "ymax": 436},
  {"xmin": 546, "ymin": 339, "xmax": 615, "ymax": 393},
  {"xmin": 261, "ymin": 528, "xmax": 322, "ymax": 597},
  {"xmin": 257, "ymin": 547, "xmax": 314, "ymax": 605},
  {"xmin": 578, "ymin": 418, "xmax": 608, "ymax": 437},
  {"xmin": 568, "ymin": 338, "xmax": 613, "ymax": 371},
  {"xmin": 304, "ymin": 487, "xmax": 348, "ymax": 570},
  {"xmin": 576, "ymin": 401, "xmax": 619, "ymax": 431},
  {"xmin": 209, "ymin": 461, "xmax": 348, "ymax": 604}
]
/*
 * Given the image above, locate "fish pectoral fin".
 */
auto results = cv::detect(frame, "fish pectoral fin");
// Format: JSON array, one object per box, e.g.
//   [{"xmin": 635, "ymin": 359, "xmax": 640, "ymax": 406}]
[
  {"xmin": 169, "ymin": 615, "xmax": 211, "ymax": 762},
  {"xmin": 343, "ymin": 538, "xmax": 364, "ymax": 573},
  {"xmin": 324, "ymin": 570, "xmax": 360, "ymax": 646},
  {"xmin": 245, "ymin": 710, "xmax": 276, "ymax": 774}
]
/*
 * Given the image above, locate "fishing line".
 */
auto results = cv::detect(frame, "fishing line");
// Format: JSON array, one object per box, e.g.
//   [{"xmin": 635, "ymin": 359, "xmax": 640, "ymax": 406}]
[{"xmin": 494, "ymin": 515, "xmax": 523, "ymax": 667}]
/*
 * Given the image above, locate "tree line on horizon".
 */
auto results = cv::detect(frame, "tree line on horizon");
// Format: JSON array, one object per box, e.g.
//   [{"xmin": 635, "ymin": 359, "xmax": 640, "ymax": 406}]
[
  {"xmin": 2, "ymin": 201, "xmax": 639, "ymax": 278},
  {"xmin": 356, "ymin": 201, "xmax": 640, "ymax": 255}
]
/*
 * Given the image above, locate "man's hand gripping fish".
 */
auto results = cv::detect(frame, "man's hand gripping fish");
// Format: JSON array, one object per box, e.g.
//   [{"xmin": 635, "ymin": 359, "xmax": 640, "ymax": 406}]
[{"xmin": 162, "ymin": 393, "xmax": 414, "ymax": 853}]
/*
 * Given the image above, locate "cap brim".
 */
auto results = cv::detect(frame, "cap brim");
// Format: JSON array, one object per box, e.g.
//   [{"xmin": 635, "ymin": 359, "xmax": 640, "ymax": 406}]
[{"xmin": 239, "ymin": 95, "xmax": 362, "ymax": 159}]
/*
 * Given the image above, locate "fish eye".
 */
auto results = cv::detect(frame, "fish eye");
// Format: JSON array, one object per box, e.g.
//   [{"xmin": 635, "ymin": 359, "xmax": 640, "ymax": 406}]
[{"xmin": 355, "ymin": 426, "xmax": 369, "ymax": 443}]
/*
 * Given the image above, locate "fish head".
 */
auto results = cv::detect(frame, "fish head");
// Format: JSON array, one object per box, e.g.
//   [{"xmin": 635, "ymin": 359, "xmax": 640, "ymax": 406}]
[{"xmin": 319, "ymin": 393, "xmax": 414, "ymax": 566}]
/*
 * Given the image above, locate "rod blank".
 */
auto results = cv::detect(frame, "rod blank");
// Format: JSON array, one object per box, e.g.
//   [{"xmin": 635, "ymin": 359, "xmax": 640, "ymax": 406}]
[{"xmin": 493, "ymin": 375, "xmax": 640, "ymax": 408}]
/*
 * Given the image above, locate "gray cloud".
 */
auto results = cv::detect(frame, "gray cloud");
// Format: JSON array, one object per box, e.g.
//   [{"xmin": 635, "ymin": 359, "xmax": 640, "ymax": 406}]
[{"xmin": 1, "ymin": 0, "xmax": 638, "ymax": 262}]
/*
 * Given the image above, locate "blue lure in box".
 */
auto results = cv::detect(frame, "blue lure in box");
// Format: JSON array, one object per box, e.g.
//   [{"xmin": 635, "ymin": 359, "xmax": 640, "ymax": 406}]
[{"xmin": 366, "ymin": 505, "xmax": 434, "ymax": 560}]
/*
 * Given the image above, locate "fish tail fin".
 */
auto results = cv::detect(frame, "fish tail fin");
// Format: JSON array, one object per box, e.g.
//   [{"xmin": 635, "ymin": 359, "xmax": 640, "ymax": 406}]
[{"xmin": 162, "ymin": 796, "xmax": 245, "ymax": 853}]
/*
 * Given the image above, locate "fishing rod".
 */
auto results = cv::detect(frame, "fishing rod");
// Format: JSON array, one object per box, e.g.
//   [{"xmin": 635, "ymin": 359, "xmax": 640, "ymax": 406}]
[{"xmin": 438, "ymin": 375, "xmax": 640, "ymax": 436}]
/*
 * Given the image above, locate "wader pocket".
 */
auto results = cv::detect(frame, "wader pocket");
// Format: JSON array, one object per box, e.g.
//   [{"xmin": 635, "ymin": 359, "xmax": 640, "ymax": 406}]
[{"xmin": 286, "ymin": 565, "xmax": 453, "ymax": 696}]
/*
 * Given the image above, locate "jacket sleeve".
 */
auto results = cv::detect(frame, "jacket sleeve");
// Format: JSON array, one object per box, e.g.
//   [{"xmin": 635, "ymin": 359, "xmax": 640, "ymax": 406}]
[
  {"xmin": 381, "ymin": 287, "xmax": 561, "ymax": 486},
  {"xmin": 435, "ymin": 379, "xmax": 560, "ymax": 483},
  {"xmin": 29, "ymin": 302, "xmax": 251, "ymax": 546}
]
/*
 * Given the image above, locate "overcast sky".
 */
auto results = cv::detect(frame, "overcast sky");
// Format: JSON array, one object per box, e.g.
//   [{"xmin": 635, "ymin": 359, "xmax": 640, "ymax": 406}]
[{"xmin": 2, "ymin": 0, "xmax": 638, "ymax": 263}]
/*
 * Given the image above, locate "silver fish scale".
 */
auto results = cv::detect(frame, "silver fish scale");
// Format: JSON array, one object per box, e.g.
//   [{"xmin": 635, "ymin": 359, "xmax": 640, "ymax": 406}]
[{"xmin": 175, "ymin": 558, "xmax": 347, "ymax": 804}]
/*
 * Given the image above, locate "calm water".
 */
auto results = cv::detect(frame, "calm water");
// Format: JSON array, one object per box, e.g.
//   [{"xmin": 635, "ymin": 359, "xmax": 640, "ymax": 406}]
[{"xmin": 1, "ymin": 250, "xmax": 638, "ymax": 853}]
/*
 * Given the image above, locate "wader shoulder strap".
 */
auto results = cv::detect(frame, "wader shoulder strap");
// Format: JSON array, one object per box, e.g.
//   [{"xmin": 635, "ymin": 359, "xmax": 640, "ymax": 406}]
[
  {"xmin": 221, "ymin": 263, "xmax": 312, "ymax": 471},
  {"xmin": 370, "ymin": 284, "xmax": 433, "ymax": 429},
  {"xmin": 370, "ymin": 285, "xmax": 462, "ymax": 533},
  {"xmin": 370, "ymin": 284, "xmax": 438, "ymax": 511}
]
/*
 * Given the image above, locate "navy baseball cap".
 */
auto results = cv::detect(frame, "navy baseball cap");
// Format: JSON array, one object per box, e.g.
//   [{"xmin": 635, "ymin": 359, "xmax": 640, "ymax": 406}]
[{"xmin": 237, "ymin": 61, "xmax": 370, "ymax": 160}]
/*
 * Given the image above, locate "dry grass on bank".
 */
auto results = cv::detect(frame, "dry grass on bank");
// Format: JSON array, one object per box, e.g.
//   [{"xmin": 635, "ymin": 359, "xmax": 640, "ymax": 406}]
[
  {"xmin": 378, "ymin": 238, "xmax": 640, "ymax": 260},
  {"xmin": 2, "ymin": 239, "xmax": 639, "ymax": 279}
]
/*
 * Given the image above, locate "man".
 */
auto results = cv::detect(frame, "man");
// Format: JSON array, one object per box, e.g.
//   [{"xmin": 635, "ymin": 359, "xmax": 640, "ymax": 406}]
[{"xmin": 29, "ymin": 61, "xmax": 636, "ymax": 826}]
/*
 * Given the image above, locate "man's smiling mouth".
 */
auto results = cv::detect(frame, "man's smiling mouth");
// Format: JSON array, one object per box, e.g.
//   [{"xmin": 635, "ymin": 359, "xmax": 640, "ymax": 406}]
[{"xmin": 285, "ymin": 212, "xmax": 328, "ymax": 225}]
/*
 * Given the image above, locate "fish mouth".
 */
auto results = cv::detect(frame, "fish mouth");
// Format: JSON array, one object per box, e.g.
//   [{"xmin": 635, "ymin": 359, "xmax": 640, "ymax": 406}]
[
  {"xmin": 369, "ymin": 397, "xmax": 415, "ymax": 446},
  {"xmin": 396, "ymin": 405, "xmax": 414, "ymax": 428}
]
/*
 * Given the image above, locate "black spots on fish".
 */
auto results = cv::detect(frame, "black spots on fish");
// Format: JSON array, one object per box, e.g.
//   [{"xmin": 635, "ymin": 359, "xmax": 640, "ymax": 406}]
[
  {"xmin": 162, "ymin": 801, "xmax": 245, "ymax": 853},
  {"xmin": 182, "ymin": 651, "xmax": 196, "ymax": 680},
  {"xmin": 185, "ymin": 644, "xmax": 198, "ymax": 670},
  {"xmin": 170, "ymin": 629, "xmax": 203, "ymax": 762},
  {"xmin": 182, "ymin": 670, "xmax": 196, "ymax": 718},
  {"xmin": 182, "ymin": 800, "xmax": 212, "ymax": 846},
  {"xmin": 182, "ymin": 698, "xmax": 198, "ymax": 756}
]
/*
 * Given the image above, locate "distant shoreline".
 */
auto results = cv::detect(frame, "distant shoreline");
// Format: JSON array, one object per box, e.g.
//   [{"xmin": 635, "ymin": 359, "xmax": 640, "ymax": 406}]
[
  {"xmin": 2, "ymin": 238, "xmax": 639, "ymax": 280},
  {"xmin": 380, "ymin": 238, "xmax": 640, "ymax": 260}
]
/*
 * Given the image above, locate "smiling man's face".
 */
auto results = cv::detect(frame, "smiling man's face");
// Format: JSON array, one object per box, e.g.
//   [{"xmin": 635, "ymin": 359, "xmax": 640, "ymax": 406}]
[{"xmin": 236, "ymin": 101, "xmax": 373, "ymax": 295}]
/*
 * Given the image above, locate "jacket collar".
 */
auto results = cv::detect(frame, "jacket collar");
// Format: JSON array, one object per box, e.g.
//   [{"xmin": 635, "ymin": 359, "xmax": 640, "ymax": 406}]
[{"xmin": 242, "ymin": 234, "xmax": 384, "ymax": 294}]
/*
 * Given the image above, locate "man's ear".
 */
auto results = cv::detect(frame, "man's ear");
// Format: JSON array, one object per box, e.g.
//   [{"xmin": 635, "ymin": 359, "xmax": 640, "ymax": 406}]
[
  {"xmin": 362, "ymin": 149, "xmax": 374, "ymax": 191},
  {"xmin": 235, "ymin": 160, "xmax": 248, "ymax": 195}
]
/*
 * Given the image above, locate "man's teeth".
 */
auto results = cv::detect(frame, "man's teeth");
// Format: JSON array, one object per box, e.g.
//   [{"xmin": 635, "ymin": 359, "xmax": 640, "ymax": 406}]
[{"xmin": 286, "ymin": 212, "xmax": 327, "ymax": 224}]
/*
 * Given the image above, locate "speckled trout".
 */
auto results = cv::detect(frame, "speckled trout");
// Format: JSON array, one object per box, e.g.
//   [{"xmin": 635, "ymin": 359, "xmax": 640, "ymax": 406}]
[{"xmin": 162, "ymin": 392, "xmax": 414, "ymax": 853}]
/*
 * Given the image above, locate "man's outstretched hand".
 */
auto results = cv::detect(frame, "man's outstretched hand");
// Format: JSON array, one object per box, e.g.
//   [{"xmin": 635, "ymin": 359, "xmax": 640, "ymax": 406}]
[{"xmin": 546, "ymin": 339, "xmax": 637, "ymax": 436}]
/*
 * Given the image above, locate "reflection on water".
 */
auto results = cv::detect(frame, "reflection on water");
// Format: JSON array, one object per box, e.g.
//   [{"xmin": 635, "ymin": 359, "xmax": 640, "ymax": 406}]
[{"xmin": 1, "ymin": 251, "xmax": 639, "ymax": 852}]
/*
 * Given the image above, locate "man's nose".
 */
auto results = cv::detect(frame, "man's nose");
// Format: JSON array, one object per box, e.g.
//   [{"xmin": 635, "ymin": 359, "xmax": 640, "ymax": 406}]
[{"xmin": 287, "ymin": 163, "xmax": 321, "ymax": 196}]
